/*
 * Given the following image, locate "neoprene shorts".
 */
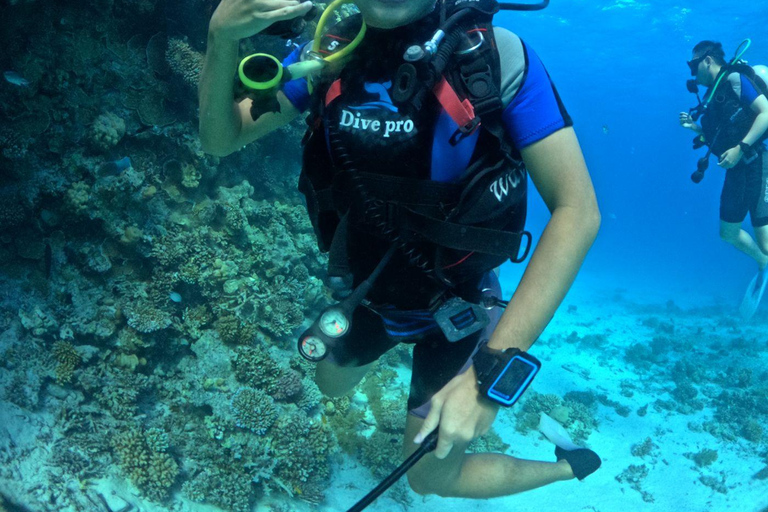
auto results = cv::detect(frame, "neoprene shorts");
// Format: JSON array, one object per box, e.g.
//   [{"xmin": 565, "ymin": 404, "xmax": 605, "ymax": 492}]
[
  {"xmin": 720, "ymin": 151, "xmax": 768, "ymax": 227},
  {"xmin": 326, "ymin": 273, "xmax": 503, "ymax": 419}
]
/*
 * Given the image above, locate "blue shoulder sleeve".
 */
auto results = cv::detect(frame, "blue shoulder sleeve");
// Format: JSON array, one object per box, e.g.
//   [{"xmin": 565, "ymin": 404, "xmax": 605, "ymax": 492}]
[
  {"xmin": 501, "ymin": 43, "xmax": 572, "ymax": 149},
  {"xmin": 740, "ymin": 74, "xmax": 761, "ymax": 106},
  {"xmin": 280, "ymin": 43, "xmax": 312, "ymax": 113}
]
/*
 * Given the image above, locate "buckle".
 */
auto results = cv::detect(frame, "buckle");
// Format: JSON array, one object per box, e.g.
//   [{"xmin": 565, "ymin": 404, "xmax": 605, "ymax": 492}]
[{"xmin": 449, "ymin": 117, "xmax": 481, "ymax": 145}]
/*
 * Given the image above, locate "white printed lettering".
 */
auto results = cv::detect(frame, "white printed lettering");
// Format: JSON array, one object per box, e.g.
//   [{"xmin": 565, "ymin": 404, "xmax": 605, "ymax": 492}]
[
  {"xmin": 340, "ymin": 110, "xmax": 354, "ymax": 127},
  {"xmin": 339, "ymin": 110, "xmax": 414, "ymax": 138}
]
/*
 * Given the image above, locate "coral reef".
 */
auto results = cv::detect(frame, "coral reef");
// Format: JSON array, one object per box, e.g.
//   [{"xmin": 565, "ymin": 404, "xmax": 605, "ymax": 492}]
[
  {"xmin": 0, "ymin": 0, "xmax": 333, "ymax": 500},
  {"xmin": 687, "ymin": 448, "xmax": 718, "ymax": 468},
  {"xmin": 515, "ymin": 390, "xmax": 599, "ymax": 443},
  {"xmin": 616, "ymin": 464, "xmax": 653, "ymax": 503},
  {"xmin": 230, "ymin": 387, "xmax": 278, "ymax": 434},
  {"xmin": 51, "ymin": 340, "xmax": 80, "ymax": 385},
  {"xmin": 166, "ymin": 38, "xmax": 204, "ymax": 89},
  {"xmin": 112, "ymin": 427, "xmax": 179, "ymax": 501},
  {"xmin": 88, "ymin": 113, "xmax": 126, "ymax": 152}
]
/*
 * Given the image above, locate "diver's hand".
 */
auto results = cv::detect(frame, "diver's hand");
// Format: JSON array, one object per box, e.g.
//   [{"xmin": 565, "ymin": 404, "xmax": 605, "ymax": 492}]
[
  {"xmin": 679, "ymin": 112, "xmax": 697, "ymax": 130},
  {"xmin": 209, "ymin": 0, "xmax": 314, "ymax": 42},
  {"xmin": 413, "ymin": 366, "xmax": 498, "ymax": 459},
  {"xmin": 718, "ymin": 145, "xmax": 743, "ymax": 169}
]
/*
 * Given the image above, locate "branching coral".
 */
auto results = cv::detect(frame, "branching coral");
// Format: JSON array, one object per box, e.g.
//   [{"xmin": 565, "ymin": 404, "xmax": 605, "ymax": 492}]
[
  {"xmin": 112, "ymin": 427, "xmax": 179, "ymax": 502},
  {"xmin": 51, "ymin": 341, "xmax": 80, "ymax": 385},
  {"xmin": 124, "ymin": 300, "xmax": 173, "ymax": 333},
  {"xmin": 230, "ymin": 387, "xmax": 278, "ymax": 434}
]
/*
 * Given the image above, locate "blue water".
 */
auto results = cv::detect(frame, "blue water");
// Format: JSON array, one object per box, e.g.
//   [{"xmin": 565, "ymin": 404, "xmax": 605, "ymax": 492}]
[{"xmin": 497, "ymin": 1, "xmax": 767, "ymax": 301}]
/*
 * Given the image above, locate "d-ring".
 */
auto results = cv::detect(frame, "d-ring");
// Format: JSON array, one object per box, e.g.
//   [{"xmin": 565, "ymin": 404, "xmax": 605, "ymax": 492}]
[{"xmin": 455, "ymin": 31, "xmax": 485, "ymax": 55}]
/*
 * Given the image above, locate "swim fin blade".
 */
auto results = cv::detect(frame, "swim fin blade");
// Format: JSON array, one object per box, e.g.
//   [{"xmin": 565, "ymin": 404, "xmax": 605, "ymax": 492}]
[
  {"xmin": 740, "ymin": 269, "xmax": 768, "ymax": 320},
  {"xmin": 538, "ymin": 412, "xmax": 580, "ymax": 451}
]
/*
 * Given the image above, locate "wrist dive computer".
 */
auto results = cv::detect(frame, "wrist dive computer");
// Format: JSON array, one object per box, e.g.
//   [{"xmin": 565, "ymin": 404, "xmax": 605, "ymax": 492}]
[{"xmin": 472, "ymin": 341, "xmax": 540, "ymax": 407}]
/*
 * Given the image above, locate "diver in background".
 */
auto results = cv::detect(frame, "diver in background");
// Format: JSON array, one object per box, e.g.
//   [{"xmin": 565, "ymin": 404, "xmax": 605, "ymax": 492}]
[
  {"xmin": 680, "ymin": 40, "xmax": 768, "ymax": 318},
  {"xmin": 199, "ymin": 0, "xmax": 601, "ymax": 500}
]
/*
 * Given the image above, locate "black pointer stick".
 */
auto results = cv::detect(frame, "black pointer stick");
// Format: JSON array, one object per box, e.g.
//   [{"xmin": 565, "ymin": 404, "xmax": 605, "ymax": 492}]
[{"xmin": 347, "ymin": 430, "xmax": 439, "ymax": 512}]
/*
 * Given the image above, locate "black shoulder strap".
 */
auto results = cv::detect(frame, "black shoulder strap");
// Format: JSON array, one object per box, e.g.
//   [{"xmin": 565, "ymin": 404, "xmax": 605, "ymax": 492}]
[{"xmin": 445, "ymin": 22, "xmax": 513, "ymax": 153}]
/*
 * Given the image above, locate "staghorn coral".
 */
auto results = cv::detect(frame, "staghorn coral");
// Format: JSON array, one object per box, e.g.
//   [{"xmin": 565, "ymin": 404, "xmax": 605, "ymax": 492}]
[{"xmin": 230, "ymin": 387, "xmax": 278, "ymax": 434}]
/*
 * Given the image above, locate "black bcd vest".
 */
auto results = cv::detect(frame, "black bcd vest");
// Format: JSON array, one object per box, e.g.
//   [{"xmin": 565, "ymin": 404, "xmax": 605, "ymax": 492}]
[
  {"xmin": 298, "ymin": 5, "xmax": 531, "ymax": 306},
  {"xmin": 701, "ymin": 64, "xmax": 768, "ymax": 157}
]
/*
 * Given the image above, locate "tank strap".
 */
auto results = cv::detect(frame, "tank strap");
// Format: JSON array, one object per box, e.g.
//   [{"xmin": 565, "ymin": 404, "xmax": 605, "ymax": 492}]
[
  {"xmin": 325, "ymin": 79, "xmax": 343, "ymax": 106},
  {"xmin": 434, "ymin": 77, "xmax": 479, "ymax": 135}
]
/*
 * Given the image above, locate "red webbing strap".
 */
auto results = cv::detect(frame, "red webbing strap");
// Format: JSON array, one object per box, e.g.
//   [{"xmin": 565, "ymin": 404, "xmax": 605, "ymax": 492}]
[
  {"xmin": 325, "ymin": 79, "xmax": 342, "ymax": 106},
  {"xmin": 433, "ymin": 77, "xmax": 477, "ymax": 131}
]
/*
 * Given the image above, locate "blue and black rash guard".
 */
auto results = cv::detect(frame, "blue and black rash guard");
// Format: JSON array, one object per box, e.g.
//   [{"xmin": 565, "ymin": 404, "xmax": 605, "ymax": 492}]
[
  {"xmin": 726, "ymin": 71, "xmax": 762, "ymax": 107},
  {"xmin": 280, "ymin": 27, "xmax": 571, "ymax": 322}
]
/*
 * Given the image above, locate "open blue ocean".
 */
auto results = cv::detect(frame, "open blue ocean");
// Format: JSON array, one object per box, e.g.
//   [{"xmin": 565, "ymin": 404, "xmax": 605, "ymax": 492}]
[{"xmin": 1, "ymin": 1, "xmax": 766, "ymax": 511}]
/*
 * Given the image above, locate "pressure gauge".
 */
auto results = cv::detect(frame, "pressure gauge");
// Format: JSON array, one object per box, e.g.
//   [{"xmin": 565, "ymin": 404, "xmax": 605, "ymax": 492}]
[
  {"xmin": 299, "ymin": 335, "xmax": 328, "ymax": 362},
  {"xmin": 318, "ymin": 308, "xmax": 350, "ymax": 338}
]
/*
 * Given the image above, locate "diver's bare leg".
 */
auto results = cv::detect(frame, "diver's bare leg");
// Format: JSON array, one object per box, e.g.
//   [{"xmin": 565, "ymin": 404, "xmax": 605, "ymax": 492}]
[
  {"xmin": 720, "ymin": 221, "xmax": 768, "ymax": 269},
  {"xmin": 403, "ymin": 413, "xmax": 573, "ymax": 498},
  {"xmin": 754, "ymin": 224, "xmax": 768, "ymax": 263}
]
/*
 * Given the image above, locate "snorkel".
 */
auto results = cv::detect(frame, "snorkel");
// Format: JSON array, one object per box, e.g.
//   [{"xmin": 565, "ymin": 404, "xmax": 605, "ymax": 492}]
[{"xmin": 237, "ymin": 0, "xmax": 367, "ymax": 120}]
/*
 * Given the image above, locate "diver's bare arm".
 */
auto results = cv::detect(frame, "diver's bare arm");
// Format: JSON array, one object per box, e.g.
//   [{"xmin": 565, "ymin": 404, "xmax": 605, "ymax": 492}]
[
  {"xmin": 486, "ymin": 127, "xmax": 600, "ymax": 352},
  {"xmin": 198, "ymin": 32, "xmax": 301, "ymax": 156},
  {"xmin": 742, "ymin": 95, "xmax": 768, "ymax": 147}
]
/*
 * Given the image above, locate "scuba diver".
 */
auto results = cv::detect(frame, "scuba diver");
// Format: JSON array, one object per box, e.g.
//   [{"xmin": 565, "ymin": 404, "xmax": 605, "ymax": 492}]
[
  {"xmin": 199, "ymin": 0, "xmax": 602, "ymax": 502},
  {"xmin": 680, "ymin": 40, "xmax": 768, "ymax": 319}
]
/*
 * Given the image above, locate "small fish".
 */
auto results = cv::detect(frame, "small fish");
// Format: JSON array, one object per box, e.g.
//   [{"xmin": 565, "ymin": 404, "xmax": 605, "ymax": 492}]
[
  {"xmin": 169, "ymin": 292, "xmax": 182, "ymax": 303},
  {"xmin": 99, "ymin": 156, "xmax": 132, "ymax": 175},
  {"xmin": 602, "ymin": 124, "xmax": 609, "ymax": 134},
  {"xmin": 4, "ymin": 71, "xmax": 30, "ymax": 87}
]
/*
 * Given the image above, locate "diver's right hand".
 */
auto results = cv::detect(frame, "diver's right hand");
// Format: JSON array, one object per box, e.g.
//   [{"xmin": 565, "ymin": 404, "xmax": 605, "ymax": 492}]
[
  {"xmin": 209, "ymin": 0, "xmax": 314, "ymax": 42},
  {"xmin": 679, "ymin": 112, "xmax": 696, "ymax": 130}
]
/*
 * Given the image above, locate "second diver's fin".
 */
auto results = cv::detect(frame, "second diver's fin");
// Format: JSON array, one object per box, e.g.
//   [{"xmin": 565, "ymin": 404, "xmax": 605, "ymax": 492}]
[
  {"xmin": 539, "ymin": 413, "xmax": 601, "ymax": 481},
  {"xmin": 739, "ymin": 269, "xmax": 768, "ymax": 320}
]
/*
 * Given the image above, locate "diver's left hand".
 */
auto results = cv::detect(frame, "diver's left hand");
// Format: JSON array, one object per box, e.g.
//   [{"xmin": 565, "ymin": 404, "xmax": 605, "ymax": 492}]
[
  {"xmin": 413, "ymin": 366, "xmax": 499, "ymax": 459},
  {"xmin": 718, "ymin": 146, "xmax": 743, "ymax": 169}
]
